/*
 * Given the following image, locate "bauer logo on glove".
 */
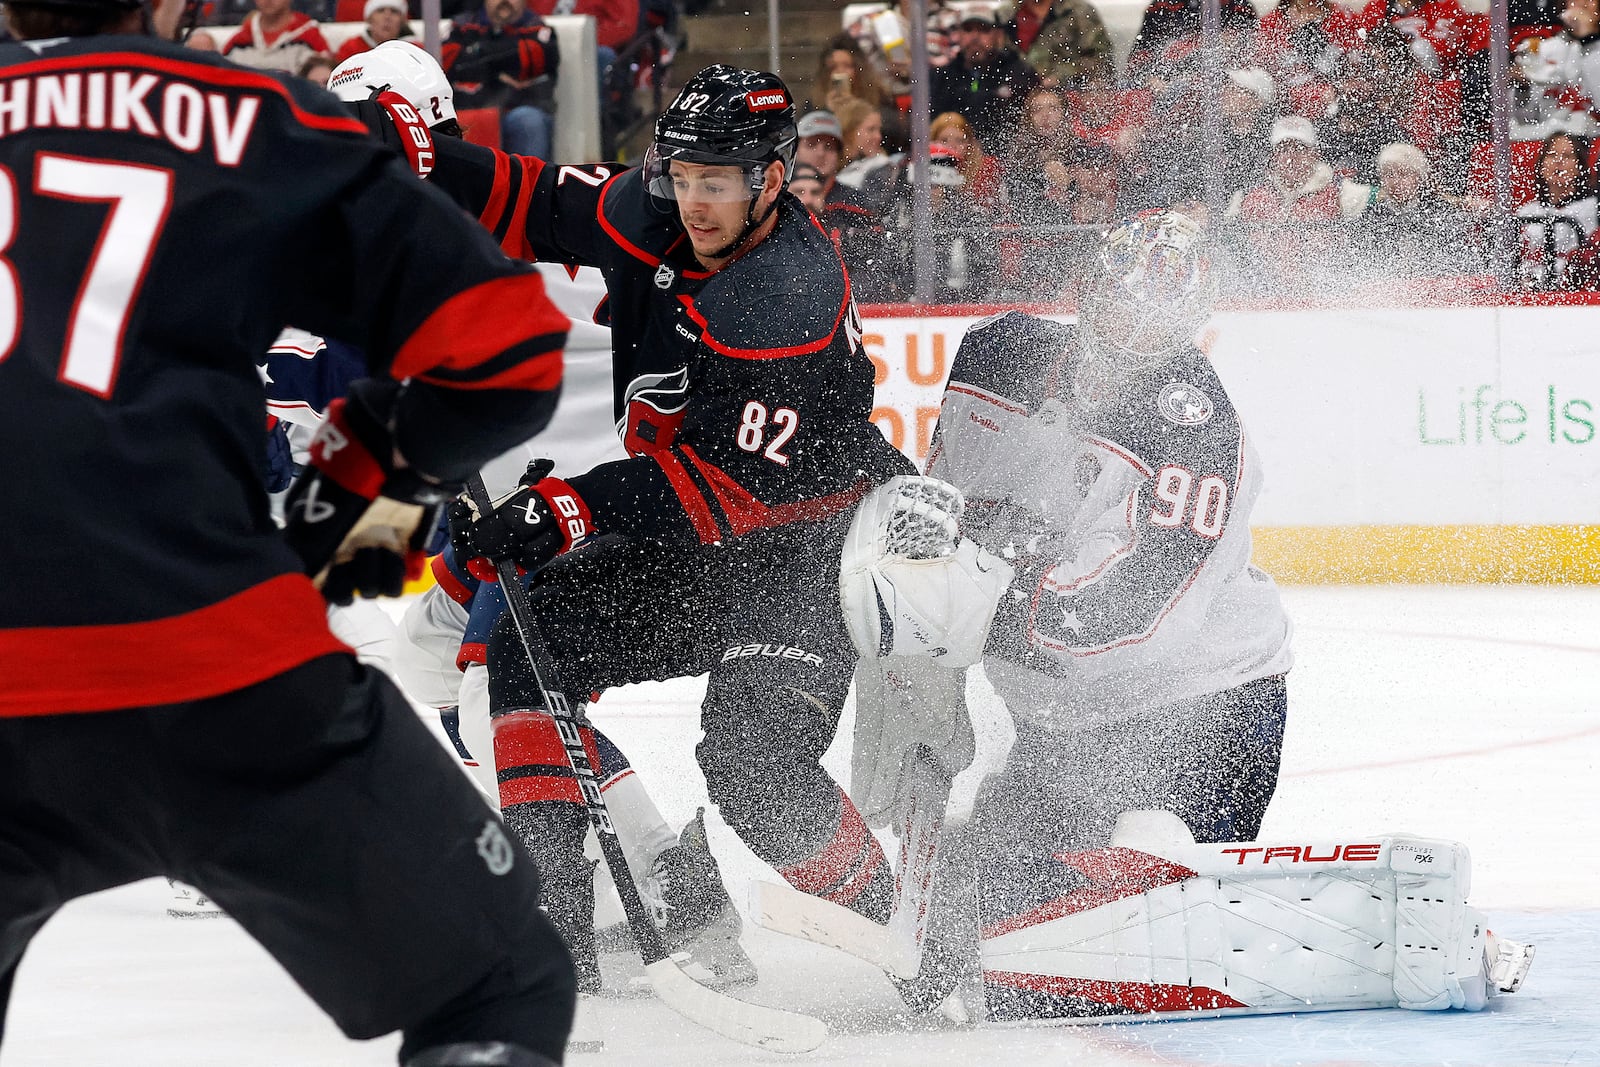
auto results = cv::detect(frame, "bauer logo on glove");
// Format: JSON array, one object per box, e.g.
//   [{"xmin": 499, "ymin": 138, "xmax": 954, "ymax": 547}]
[{"xmin": 448, "ymin": 459, "xmax": 595, "ymax": 582}]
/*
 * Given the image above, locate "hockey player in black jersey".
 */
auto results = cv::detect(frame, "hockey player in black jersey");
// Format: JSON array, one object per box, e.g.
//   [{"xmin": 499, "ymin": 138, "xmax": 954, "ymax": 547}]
[
  {"xmin": 0, "ymin": 0, "xmax": 578, "ymax": 1062},
  {"xmin": 418, "ymin": 66, "xmax": 918, "ymax": 991}
]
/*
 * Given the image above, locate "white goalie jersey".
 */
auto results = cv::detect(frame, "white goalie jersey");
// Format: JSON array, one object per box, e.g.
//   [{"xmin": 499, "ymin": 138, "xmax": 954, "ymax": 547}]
[{"xmin": 927, "ymin": 311, "xmax": 1293, "ymax": 724}]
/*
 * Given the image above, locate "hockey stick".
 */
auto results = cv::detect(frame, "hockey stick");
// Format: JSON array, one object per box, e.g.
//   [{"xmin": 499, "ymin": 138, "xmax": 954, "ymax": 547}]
[
  {"xmin": 748, "ymin": 745, "xmax": 951, "ymax": 981},
  {"xmin": 464, "ymin": 476, "xmax": 826, "ymax": 1055}
]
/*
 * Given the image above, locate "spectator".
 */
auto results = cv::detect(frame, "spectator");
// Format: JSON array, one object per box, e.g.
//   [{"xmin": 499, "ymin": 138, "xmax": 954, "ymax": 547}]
[
  {"xmin": 1318, "ymin": 40, "xmax": 1417, "ymax": 184},
  {"xmin": 813, "ymin": 32, "xmax": 906, "ymax": 154},
  {"xmin": 442, "ymin": 0, "xmax": 560, "ymax": 159},
  {"xmin": 932, "ymin": 109, "xmax": 1008, "ymax": 214},
  {"xmin": 185, "ymin": 27, "xmax": 219, "ymax": 49},
  {"xmin": 1121, "ymin": 81, "xmax": 1214, "ymax": 212},
  {"xmin": 796, "ymin": 110, "xmax": 847, "ymax": 201},
  {"xmin": 1348, "ymin": 142, "xmax": 1485, "ymax": 273},
  {"xmin": 1125, "ymin": 0, "xmax": 1257, "ymax": 88},
  {"xmin": 1524, "ymin": 0, "xmax": 1600, "ymax": 122},
  {"xmin": 1218, "ymin": 67, "xmax": 1279, "ymax": 193},
  {"xmin": 220, "ymin": 0, "xmax": 331, "ymax": 73},
  {"xmin": 930, "ymin": 11, "xmax": 1040, "ymax": 149},
  {"xmin": 883, "ymin": 143, "xmax": 1002, "ymax": 300},
  {"xmin": 1251, "ymin": 0, "xmax": 1368, "ymax": 117},
  {"xmin": 334, "ymin": 0, "xmax": 416, "ymax": 62},
  {"xmin": 1510, "ymin": 31, "xmax": 1600, "ymax": 138},
  {"xmin": 847, "ymin": 0, "xmax": 963, "ymax": 106},
  {"xmin": 797, "ymin": 110, "xmax": 897, "ymax": 300},
  {"xmin": 835, "ymin": 96, "xmax": 898, "ymax": 207},
  {"xmin": 1011, "ymin": 140, "xmax": 1122, "ymax": 295},
  {"xmin": 1515, "ymin": 132, "xmax": 1598, "ymax": 287},
  {"xmin": 788, "ymin": 162, "xmax": 828, "ymax": 215},
  {"xmin": 1377, "ymin": 0, "xmax": 1489, "ymax": 76},
  {"xmin": 297, "ymin": 51, "xmax": 336, "ymax": 84},
  {"xmin": 999, "ymin": 0, "xmax": 1114, "ymax": 88},
  {"xmin": 1225, "ymin": 115, "xmax": 1371, "ymax": 286},
  {"xmin": 1069, "ymin": 73, "xmax": 1147, "ymax": 158},
  {"xmin": 1005, "ymin": 84, "xmax": 1077, "ymax": 179},
  {"xmin": 526, "ymin": 0, "xmax": 638, "ymax": 52}
]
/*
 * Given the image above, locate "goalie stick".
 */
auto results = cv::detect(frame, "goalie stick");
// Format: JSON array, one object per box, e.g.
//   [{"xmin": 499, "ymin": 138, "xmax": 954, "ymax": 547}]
[
  {"xmin": 464, "ymin": 475, "xmax": 827, "ymax": 1055},
  {"xmin": 749, "ymin": 743, "xmax": 952, "ymax": 983}
]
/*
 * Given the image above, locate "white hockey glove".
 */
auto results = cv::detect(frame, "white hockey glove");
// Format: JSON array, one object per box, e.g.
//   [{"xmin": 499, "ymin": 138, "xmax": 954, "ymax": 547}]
[{"xmin": 840, "ymin": 476, "xmax": 1014, "ymax": 666}]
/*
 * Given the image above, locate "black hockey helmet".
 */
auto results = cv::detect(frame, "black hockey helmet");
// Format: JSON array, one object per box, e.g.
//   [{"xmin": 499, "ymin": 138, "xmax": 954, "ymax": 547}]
[{"xmin": 644, "ymin": 65, "xmax": 799, "ymax": 204}]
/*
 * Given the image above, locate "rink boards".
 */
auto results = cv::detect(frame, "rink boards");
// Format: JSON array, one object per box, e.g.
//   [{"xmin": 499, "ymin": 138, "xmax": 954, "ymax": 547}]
[{"xmin": 861, "ymin": 299, "xmax": 1600, "ymax": 583}]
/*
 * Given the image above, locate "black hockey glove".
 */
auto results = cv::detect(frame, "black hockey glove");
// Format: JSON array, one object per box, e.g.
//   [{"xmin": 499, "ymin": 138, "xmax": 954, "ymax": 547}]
[
  {"xmin": 347, "ymin": 90, "xmax": 435, "ymax": 178},
  {"xmin": 448, "ymin": 459, "xmax": 596, "ymax": 582},
  {"xmin": 282, "ymin": 379, "xmax": 459, "ymax": 605}
]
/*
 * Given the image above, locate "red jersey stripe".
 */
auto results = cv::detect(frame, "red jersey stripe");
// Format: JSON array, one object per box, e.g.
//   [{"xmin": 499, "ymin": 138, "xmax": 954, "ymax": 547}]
[
  {"xmin": 480, "ymin": 148, "xmax": 513, "ymax": 240},
  {"xmin": 676, "ymin": 291, "xmax": 848, "ymax": 360},
  {"xmin": 391, "ymin": 272, "xmax": 567, "ymax": 387},
  {"xmin": 652, "ymin": 450, "xmax": 722, "ymax": 544},
  {"xmin": 0, "ymin": 574, "xmax": 349, "ymax": 717},
  {"xmin": 0, "ymin": 52, "xmax": 367, "ymax": 137},
  {"xmin": 502, "ymin": 155, "xmax": 547, "ymax": 261},
  {"xmin": 596, "ymin": 175, "xmax": 663, "ymax": 266}
]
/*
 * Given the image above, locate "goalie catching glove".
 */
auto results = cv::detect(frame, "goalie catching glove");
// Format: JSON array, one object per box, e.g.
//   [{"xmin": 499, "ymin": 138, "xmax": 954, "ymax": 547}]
[
  {"xmin": 283, "ymin": 379, "xmax": 457, "ymax": 605},
  {"xmin": 448, "ymin": 459, "xmax": 595, "ymax": 582}
]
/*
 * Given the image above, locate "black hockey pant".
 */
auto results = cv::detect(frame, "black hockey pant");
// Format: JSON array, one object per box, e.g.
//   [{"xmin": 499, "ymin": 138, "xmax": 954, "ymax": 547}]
[
  {"xmin": 0, "ymin": 654, "xmax": 575, "ymax": 1062},
  {"xmin": 486, "ymin": 536, "xmax": 894, "ymax": 922}
]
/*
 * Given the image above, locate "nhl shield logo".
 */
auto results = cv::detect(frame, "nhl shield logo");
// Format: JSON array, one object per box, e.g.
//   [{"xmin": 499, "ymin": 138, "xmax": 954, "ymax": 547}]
[
  {"xmin": 1157, "ymin": 382, "xmax": 1214, "ymax": 426},
  {"xmin": 476, "ymin": 819, "xmax": 515, "ymax": 876},
  {"xmin": 654, "ymin": 263, "xmax": 676, "ymax": 289}
]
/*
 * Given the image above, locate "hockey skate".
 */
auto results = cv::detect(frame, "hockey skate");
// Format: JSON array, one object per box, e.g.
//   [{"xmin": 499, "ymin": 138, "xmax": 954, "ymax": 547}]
[
  {"xmin": 165, "ymin": 879, "xmax": 224, "ymax": 919},
  {"xmin": 639, "ymin": 809, "xmax": 757, "ymax": 990}
]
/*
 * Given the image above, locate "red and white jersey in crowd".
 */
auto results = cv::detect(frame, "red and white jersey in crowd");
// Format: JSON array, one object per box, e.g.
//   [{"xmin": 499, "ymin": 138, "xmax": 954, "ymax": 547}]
[{"xmin": 927, "ymin": 311, "xmax": 1292, "ymax": 727}]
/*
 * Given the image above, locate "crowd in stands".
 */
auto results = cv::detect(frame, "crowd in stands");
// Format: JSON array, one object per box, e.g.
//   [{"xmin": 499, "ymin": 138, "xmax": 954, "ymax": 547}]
[
  {"xmin": 159, "ymin": 0, "xmax": 1600, "ymax": 300},
  {"xmin": 185, "ymin": 0, "xmax": 673, "ymax": 157},
  {"xmin": 797, "ymin": 0, "xmax": 1600, "ymax": 300}
]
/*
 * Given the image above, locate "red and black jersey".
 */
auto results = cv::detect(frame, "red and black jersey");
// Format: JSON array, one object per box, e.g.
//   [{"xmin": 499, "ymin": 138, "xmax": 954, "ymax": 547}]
[
  {"xmin": 0, "ymin": 35, "xmax": 568, "ymax": 717},
  {"xmin": 429, "ymin": 140, "xmax": 913, "ymax": 549}
]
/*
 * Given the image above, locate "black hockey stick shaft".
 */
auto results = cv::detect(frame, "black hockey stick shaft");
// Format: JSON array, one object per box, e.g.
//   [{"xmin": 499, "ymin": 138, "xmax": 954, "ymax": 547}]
[{"xmin": 465, "ymin": 474, "xmax": 671, "ymax": 968}]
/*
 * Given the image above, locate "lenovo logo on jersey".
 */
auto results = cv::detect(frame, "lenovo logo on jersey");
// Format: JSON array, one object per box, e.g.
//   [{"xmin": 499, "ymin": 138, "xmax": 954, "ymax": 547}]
[
  {"xmin": 1219, "ymin": 843, "xmax": 1383, "ymax": 865},
  {"xmin": 721, "ymin": 643, "xmax": 824, "ymax": 667},
  {"xmin": 746, "ymin": 90, "xmax": 789, "ymax": 112},
  {"xmin": 0, "ymin": 72, "xmax": 261, "ymax": 166}
]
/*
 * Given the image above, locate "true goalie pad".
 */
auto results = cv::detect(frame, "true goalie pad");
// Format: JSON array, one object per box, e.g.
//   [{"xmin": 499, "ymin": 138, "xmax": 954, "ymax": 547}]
[
  {"xmin": 840, "ymin": 476, "xmax": 1014, "ymax": 667},
  {"xmin": 980, "ymin": 811, "xmax": 1534, "ymax": 1023}
]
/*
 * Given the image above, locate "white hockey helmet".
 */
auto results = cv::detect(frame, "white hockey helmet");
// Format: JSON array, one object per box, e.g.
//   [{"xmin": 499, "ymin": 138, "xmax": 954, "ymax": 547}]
[
  {"xmin": 1075, "ymin": 209, "xmax": 1216, "ymax": 397},
  {"xmin": 328, "ymin": 41, "xmax": 456, "ymax": 128}
]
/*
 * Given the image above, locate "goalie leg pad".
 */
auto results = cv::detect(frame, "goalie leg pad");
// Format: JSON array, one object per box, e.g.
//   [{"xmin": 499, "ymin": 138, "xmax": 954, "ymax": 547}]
[{"xmin": 977, "ymin": 830, "xmax": 1529, "ymax": 1021}]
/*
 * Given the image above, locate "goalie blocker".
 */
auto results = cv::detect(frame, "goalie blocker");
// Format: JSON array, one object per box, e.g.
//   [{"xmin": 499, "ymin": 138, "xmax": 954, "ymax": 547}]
[{"xmin": 981, "ymin": 811, "xmax": 1535, "ymax": 1023}]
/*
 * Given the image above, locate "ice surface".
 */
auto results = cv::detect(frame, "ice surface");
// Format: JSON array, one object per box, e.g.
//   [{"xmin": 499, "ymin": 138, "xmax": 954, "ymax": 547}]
[{"xmin": 6, "ymin": 586, "xmax": 1597, "ymax": 1066}]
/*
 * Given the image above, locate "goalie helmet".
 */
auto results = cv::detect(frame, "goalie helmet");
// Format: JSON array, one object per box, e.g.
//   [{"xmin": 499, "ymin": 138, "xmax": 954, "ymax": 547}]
[
  {"xmin": 1074, "ymin": 209, "xmax": 1216, "ymax": 398},
  {"xmin": 329, "ymin": 41, "xmax": 457, "ymax": 129},
  {"xmin": 643, "ymin": 65, "xmax": 798, "ymax": 205}
]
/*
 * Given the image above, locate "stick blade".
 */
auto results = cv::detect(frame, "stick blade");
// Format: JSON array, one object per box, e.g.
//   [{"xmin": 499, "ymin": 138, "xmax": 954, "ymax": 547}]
[
  {"xmin": 747, "ymin": 881, "xmax": 921, "ymax": 978},
  {"xmin": 644, "ymin": 957, "xmax": 827, "ymax": 1054}
]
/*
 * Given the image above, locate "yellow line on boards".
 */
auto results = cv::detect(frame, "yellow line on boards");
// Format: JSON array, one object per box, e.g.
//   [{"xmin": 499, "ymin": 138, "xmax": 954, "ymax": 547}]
[
  {"xmin": 1252, "ymin": 526, "xmax": 1600, "ymax": 584},
  {"xmin": 403, "ymin": 526, "xmax": 1600, "ymax": 596}
]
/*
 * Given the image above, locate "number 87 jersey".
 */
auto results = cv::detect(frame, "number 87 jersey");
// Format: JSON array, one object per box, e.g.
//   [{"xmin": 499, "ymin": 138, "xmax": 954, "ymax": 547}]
[
  {"xmin": 0, "ymin": 36, "xmax": 568, "ymax": 717},
  {"xmin": 927, "ymin": 311, "xmax": 1293, "ymax": 718}
]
